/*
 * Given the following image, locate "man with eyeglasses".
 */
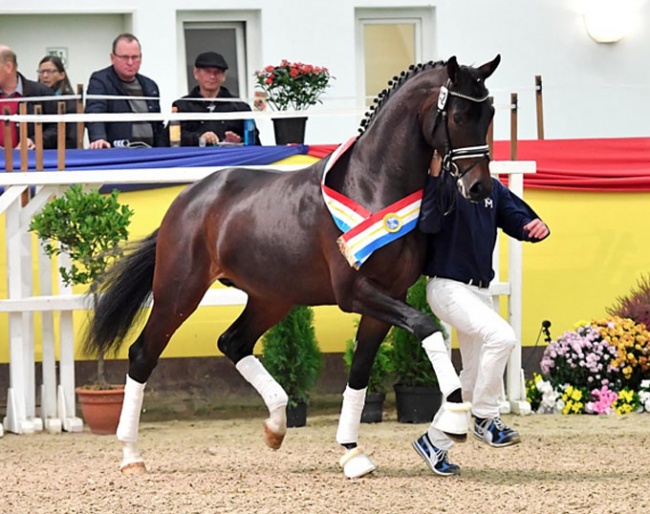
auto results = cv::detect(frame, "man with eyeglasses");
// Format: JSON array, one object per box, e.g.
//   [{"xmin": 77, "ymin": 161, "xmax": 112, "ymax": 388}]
[
  {"xmin": 85, "ymin": 33, "xmax": 164, "ymax": 149},
  {"xmin": 0, "ymin": 44, "xmax": 58, "ymax": 150}
]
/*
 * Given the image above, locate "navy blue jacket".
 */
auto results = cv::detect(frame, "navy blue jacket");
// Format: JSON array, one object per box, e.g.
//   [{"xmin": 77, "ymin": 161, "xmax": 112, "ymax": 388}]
[
  {"xmin": 85, "ymin": 66, "xmax": 165, "ymax": 146},
  {"xmin": 419, "ymin": 176, "xmax": 548, "ymax": 283}
]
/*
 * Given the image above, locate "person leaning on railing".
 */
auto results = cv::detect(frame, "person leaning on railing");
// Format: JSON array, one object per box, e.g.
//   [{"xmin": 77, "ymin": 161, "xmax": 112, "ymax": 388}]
[
  {"xmin": 37, "ymin": 54, "xmax": 77, "ymax": 149},
  {"xmin": 0, "ymin": 44, "xmax": 58, "ymax": 150},
  {"xmin": 84, "ymin": 33, "xmax": 165, "ymax": 149}
]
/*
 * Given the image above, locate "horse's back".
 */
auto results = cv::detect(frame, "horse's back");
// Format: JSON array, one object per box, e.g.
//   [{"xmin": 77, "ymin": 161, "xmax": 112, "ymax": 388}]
[{"xmin": 158, "ymin": 163, "xmax": 337, "ymax": 303}]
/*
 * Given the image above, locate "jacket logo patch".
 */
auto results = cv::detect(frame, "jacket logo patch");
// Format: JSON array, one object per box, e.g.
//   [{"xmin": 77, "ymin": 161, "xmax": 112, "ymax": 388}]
[{"xmin": 484, "ymin": 198, "xmax": 493, "ymax": 209}]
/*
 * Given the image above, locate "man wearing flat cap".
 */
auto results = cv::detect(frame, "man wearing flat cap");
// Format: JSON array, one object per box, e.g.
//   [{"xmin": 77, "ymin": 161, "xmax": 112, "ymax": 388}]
[{"xmin": 173, "ymin": 51, "xmax": 260, "ymax": 146}]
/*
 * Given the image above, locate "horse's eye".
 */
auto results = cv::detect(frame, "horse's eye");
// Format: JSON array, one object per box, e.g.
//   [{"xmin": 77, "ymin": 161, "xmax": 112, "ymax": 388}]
[{"xmin": 453, "ymin": 112, "xmax": 464, "ymax": 125}]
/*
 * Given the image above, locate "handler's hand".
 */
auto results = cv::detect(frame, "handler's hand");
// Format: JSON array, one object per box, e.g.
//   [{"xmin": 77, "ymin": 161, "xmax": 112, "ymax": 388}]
[
  {"xmin": 523, "ymin": 219, "xmax": 549, "ymax": 240},
  {"xmin": 429, "ymin": 150, "xmax": 442, "ymax": 177}
]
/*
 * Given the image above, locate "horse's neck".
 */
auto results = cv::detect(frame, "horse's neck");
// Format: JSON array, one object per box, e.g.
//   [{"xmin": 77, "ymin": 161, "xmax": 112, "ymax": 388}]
[{"xmin": 341, "ymin": 130, "xmax": 431, "ymax": 209}]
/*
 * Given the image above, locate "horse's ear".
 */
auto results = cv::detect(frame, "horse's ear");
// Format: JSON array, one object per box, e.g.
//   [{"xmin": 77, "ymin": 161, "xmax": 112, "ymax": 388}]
[
  {"xmin": 477, "ymin": 54, "xmax": 501, "ymax": 80},
  {"xmin": 447, "ymin": 56, "xmax": 459, "ymax": 83}
]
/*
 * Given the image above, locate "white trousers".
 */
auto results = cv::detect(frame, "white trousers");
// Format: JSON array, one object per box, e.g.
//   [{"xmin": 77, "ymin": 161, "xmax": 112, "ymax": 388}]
[{"xmin": 425, "ymin": 277, "xmax": 516, "ymax": 449}]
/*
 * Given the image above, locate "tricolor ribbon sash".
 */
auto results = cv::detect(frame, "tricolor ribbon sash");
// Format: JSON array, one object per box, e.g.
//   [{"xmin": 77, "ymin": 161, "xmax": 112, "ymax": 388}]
[{"xmin": 321, "ymin": 137, "xmax": 424, "ymax": 269}]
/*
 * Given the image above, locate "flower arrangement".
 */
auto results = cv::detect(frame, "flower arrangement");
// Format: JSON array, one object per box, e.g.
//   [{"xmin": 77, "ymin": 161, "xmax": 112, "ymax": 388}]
[
  {"xmin": 592, "ymin": 316, "xmax": 650, "ymax": 390},
  {"xmin": 526, "ymin": 372, "xmax": 561, "ymax": 413},
  {"xmin": 530, "ymin": 315, "xmax": 650, "ymax": 416},
  {"xmin": 540, "ymin": 321, "xmax": 618, "ymax": 390},
  {"xmin": 638, "ymin": 380, "xmax": 650, "ymax": 411},
  {"xmin": 559, "ymin": 384, "xmax": 589, "ymax": 415},
  {"xmin": 584, "ymin": 385, "xmax": 618, "ymax": 415},
  {"xmin": 613, "ymin": 388, "xmax": 639, "ymax": 414},
  {"xmin": 255, "ymin": 60, "xmax": 333, "ymax": 111}
]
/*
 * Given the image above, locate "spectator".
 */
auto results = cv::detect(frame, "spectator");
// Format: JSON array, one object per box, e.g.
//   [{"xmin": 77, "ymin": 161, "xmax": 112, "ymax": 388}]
[
  {"xmin": 0, "ymin": 45, "xmax": 57, "ymax": 150},
  {"xmin": 85, "ymin": 33, "xmax": 164, "ymax": 149},
  {"xmin": 37, "ymin": 55, "xmax": 77, "ymax": 148},
  {"xmin": 173, "ymin": 51, "xmax": 260, "ymax": 146}
]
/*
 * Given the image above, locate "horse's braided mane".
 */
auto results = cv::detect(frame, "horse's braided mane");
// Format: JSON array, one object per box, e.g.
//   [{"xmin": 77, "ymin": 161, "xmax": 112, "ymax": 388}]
[{"xmin": 357, "ymin": 59, "xmax": 447, "ymax": 138}]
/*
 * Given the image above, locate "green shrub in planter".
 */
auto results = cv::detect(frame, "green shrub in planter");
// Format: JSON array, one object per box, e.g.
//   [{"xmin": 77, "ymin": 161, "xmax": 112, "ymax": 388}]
[
  {"xmin": 261, "ymin": 305, "xmax": 323, "ymax": 408},
  {"xmin": 29, "ymin": 185, "xmax": 134, "ymax": 387}
]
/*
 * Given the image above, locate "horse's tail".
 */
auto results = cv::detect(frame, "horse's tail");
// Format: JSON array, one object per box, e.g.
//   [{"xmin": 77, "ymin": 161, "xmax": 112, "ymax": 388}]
[{"xmin": 83, "ymin": 229, "xmax": 159, "ymax": 358}]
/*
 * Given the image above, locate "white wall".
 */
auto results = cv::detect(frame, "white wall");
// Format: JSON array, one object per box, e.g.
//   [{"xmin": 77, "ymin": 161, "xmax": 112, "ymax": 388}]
[{"xmin": 3, "ymin": 0, "xmax": 649, "ymax": 143}]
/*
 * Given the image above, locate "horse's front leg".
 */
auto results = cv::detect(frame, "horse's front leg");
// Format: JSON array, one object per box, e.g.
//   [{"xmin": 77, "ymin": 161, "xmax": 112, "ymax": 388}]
[
  {"xmin": 341, "ymin": 278, "xmax": 471, "ymax": 440},
  {"xmin": 218, "ymin": 298, "xmax": 292, "ymax": 449},
  {"xmin": 337, "ymin": 316, "xmax": 390, "ymax": 478}
]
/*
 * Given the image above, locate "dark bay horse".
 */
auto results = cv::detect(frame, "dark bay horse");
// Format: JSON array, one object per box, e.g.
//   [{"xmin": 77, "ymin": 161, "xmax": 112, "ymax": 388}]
[{"xmin": 84, "ymin": 54, "xmax": 501, "ymax": 477}]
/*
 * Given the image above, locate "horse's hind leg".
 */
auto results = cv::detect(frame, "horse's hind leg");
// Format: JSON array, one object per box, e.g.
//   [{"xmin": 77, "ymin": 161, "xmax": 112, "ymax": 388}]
[
  {"xmin": 217, "ymin": 297, "xmax": 292, "ymax": 449},
  {"xmin": 118, "ymin": 254, "xmax": 213, "ymax": 474},
  {"xmin": 337, "ymin": 316, "xmax": 390, "ymax": 478}
]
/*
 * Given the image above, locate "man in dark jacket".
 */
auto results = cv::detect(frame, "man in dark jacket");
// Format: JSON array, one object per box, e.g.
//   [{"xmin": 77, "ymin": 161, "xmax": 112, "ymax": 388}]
[
  {"xmin": 0, "ymin": 45, "xmax": 58, "ymax": 149},
  {"xmin": 85, "ymin": 33, "xmax": 164, "ymax": 149},
  {"xmin": 173, "ymin": 51, "xmax": 260, "ymax": 146},
  {"xmin": 412, "ymin": 153, "xmax": 549, "ymax": 476}
]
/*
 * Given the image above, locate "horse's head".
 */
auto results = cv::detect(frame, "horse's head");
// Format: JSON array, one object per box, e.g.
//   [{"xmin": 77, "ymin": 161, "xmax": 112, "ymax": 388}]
[{"xmin": 424, "ymin": 54, "xmax": 501, "ymax": 202}]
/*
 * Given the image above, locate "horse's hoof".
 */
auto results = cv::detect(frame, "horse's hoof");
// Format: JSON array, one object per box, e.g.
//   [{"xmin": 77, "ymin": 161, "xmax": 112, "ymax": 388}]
[
  {"xmin": 120, "ymin": 461, "xmax": 147, "ymax": 475},
  {"xmin": 433, "ymin": 401, "xmax": 472, "ymax": 440},
  {"xmin": 339, "ymin": 447, "xmax": 376, "ymax": 479},
  {"xmin": 263, "ymin": 420, "xmax": 286, "ymax": 450}
]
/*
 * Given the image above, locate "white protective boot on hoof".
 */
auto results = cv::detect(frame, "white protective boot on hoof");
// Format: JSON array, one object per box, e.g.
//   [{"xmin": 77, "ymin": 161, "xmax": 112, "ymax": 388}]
[
  {"xmin": 433, "ymin": 401, "xmax": 472, "ymax": 441},
  {"xmin": 340, "ymin": 447, "xmax": 376, "ymax": 479}
]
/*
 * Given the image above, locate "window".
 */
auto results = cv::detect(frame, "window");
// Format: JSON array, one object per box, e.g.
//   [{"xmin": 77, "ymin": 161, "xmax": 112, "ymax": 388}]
[
  {"xmin": 356, "ymin": 8, "xmax": 435, "ymax": 106},
  {"xmin": 176, "ymin": 11, "xmax": 261, "ymax": 102},
  {"xmin": 183, "ymin": 22, "xmax": 245, "ymax": 97}
]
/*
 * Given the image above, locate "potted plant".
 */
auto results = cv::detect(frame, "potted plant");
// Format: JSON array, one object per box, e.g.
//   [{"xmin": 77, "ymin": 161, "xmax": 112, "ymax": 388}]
[
  {"xmin": 391, "ymin": 276, "xmax": 447, "ymax": 423},
  {"xmin": 29, "ymin": 184, "xmax": 134, "ymax": 434},
  {"xmin": 254, "ymin": 59, "xmax": 334, "ymax": 144},
  {"xmin": 261, "ymin": 305, "xmax": 323, "ymax": 427},
  {"xmin": 343, "ymin": 333, "xmax": 393, "ymax": 423}
]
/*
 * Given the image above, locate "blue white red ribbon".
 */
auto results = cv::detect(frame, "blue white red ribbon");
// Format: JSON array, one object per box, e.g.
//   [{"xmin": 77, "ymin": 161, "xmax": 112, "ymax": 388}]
[{"xmin": 321, "ymin": 137, "xmax": 423, "ymax": 269}]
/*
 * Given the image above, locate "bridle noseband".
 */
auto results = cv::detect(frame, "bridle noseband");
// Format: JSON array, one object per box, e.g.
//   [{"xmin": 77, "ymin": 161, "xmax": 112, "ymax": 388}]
[{"xmin": 432, "ymin": 79, "xmax": 491, "ymax": 180}]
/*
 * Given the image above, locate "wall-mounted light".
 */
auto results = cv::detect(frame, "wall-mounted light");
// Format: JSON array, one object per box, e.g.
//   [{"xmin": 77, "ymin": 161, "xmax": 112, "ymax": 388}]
[{"xmin": 584, "ymin": 0, "xmax": 635, "ymax": 43}]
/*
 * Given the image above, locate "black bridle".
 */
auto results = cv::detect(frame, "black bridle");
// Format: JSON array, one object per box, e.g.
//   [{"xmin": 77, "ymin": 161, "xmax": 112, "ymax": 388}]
[{"xmin": 431, "ymin": 79, "xmax": 491, "ymax": 181}]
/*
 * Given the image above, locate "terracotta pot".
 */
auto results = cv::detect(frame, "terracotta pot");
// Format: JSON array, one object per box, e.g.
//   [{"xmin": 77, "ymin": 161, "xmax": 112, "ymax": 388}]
[{"xmin": 75, "ymin": 386, "xmax": 124, "ymax": 435}]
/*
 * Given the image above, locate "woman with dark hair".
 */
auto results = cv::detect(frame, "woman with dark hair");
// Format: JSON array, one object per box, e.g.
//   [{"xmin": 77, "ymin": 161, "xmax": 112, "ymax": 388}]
[{"xmin": 37, "ymin": 55, "xmax": 77, "ymax": 148}]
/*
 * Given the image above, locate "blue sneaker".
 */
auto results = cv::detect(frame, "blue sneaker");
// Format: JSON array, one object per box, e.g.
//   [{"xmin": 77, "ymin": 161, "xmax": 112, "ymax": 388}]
[
  {"xmin": 473, "ymin": 416, "xmax": 521, "ymax": 447},
  {"xmin": 412, "ymin": 433, "xmax": 460, "ymax": 476}
]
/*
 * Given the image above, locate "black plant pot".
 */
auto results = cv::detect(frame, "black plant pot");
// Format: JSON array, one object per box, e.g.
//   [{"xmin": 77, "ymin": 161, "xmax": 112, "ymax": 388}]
[
  {"xmin": 273, "ymin": 116, "xmax": 307, "ymax": 145},
  {"xmin": 361, "ymin": 392, "xmax": 385, "ymax": 423},
  {"xmin": 286, "ymin": 401, "xmax": 308, "ymax": 428},
  {"xmin": 394, "ymin": 385, "xmax": 442, "ymax": 424}
]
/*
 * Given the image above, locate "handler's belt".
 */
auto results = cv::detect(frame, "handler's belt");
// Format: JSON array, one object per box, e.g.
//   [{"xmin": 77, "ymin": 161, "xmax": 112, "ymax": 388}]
[{"xmin": 321, "ymin": 137, "xmax": 423, "ymax": 269}]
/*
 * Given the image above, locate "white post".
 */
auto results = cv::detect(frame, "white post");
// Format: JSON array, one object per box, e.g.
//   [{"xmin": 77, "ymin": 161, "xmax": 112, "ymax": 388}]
[
  {"xmin": 57, "ymin": 251, "xmax": 83, "ymax": 432},
  {"xmin": 38, "ymin": 244, "xmax": 60, "ymax": 431},
  {"xmin": 505, "ymin": 172, "xmax": 530, "ymax": 414},
  {"xmin": 3, "ymin": 189, "xmax": 34, "ymax": 434}
]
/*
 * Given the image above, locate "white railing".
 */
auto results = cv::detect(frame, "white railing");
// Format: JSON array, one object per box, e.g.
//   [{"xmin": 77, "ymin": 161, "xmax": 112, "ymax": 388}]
[{"xmin": 0, "ymin": 160, "xmax": 535, "ymax": 436}]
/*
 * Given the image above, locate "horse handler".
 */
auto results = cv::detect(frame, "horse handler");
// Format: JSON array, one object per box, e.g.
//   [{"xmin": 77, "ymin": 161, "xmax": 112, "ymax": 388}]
[{"xmin": 413, "ymin": 152, "xmax": 550, "ymax": 475}]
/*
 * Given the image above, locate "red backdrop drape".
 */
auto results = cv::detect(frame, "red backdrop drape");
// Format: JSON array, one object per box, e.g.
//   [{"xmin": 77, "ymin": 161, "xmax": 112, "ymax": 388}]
[{"xmin": 308, "ymin": 138, "xmax": 650, "ymax": 192}]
